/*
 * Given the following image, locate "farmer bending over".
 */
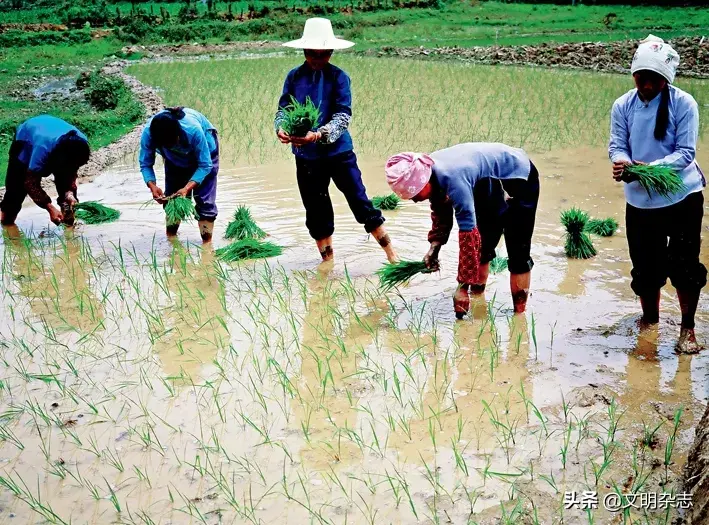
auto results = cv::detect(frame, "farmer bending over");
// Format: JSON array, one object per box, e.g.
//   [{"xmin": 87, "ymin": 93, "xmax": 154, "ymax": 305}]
[
  {"xmin": 609, "ymin": 35, "xmax": 706, "ymax": 353},
  {"xmin": 275, "ymin": 18, "xmax": 397, "ymax": 263},
  {"xmin": 386, "ymin": 143, "xmax": 540, "ymax": 318},
  {"xmin": 140, "ymin": 107, "xmax": 219, "ymax": 242},
  {"xmin": 1, "ymin": 115, "xmax": 90, "ymax": 227}
]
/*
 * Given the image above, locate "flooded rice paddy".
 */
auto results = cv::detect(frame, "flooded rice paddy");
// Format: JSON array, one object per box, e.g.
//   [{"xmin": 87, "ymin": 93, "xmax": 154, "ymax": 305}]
[{"xmin": 1, "ymin": 56, "xmax": 709, "ymax": 524}]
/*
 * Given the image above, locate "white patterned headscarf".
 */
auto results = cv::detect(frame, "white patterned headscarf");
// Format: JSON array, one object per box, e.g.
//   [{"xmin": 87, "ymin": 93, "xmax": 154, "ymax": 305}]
[{"xmin": 631, "ymin": 34, "xmax": 680, "ymax": 84}]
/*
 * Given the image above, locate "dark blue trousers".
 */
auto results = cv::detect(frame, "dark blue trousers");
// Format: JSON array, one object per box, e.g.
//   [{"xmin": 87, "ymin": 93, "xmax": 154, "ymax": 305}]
[{"xmin": 295, "ymin": 150, "xmax": 384, "ymax": 241}]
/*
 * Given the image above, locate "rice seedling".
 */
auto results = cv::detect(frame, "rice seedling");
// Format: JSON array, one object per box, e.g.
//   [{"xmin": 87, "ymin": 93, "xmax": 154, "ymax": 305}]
[
  {"xmin": 164, "ymin": 196, "xmax": 198, "ymax": 226},
  {"xmin": 584, "ymin": 217, "xmax": 618, "ymax": 237},
  {"xmin": 623, "ymin": 164, "xmax": 686, "ymax": 198},
  {"xmin": 225, "ymin": 205, "xmax": 267, "ymax": 240},
  {"xmin": 664, "ymin": 406, "xmax": 683, "ymax": 485},
  {"xmin": 371, "ymin": 193, "xmax": 402, "ymax": 211},
  {"xmin": 216, "ymin": 238, "xmax": 283, "ymax": 262},
  {"xmin": 376, "ymin": 260, "xmax": 433, "ymax": 291},
  {"xmin": 489, "ymin": 255, "xmax": 508, "ymax": 274},
  {"xmin": 280, "ymin": 96, "xmax": 322, "ymax": 137},
  {"xmin": 560, "ymin": 207, "xmax": 596, "ymax": 259},
  {"xmin": 73, "ymin": 201, "xmax": 121, "ymax": 224}
]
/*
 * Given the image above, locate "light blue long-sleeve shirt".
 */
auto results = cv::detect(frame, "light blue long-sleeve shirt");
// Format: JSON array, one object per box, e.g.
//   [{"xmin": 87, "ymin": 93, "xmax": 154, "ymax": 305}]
[
  {"xmin": 15, "ymin": 115, "xmax": 88, "ymax": 174},
  {"xmin": 430, "ymin": 142, "xmax": 532, "ymax": 231},
  {"xmin": 139, "ymin": 108, "xmax": 217, "ymax": 185},
  {"xmin": 609, "ymin": 85, "xmax": 705, "ymax": 209}
]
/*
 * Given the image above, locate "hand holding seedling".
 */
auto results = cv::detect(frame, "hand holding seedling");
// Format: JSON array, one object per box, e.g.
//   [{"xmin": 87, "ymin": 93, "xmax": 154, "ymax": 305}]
[
  {"xmin": 276, "ymin": 128, "xmax": 291, "ymax": 144},
  {"xmin": 424, "ymin": 242, "xmax": 442, "ymax": 271},
  {"xmin": 173, "ymin": 181, "xmax": 197, "ymax": 199},
  {"xmin": 290, "ymin": 131, "xmax": 321, "ymax": 146},
  {"xmin": 47, "ymin": 204, "xmax": 63, "ymax": 225},
  {"xmin": 147, "ymin": 181, "xmax": 167, "ymax": 203},
  {"xmin": 612, "ymin": 160, "xmax": 631, "ymax": 181}
]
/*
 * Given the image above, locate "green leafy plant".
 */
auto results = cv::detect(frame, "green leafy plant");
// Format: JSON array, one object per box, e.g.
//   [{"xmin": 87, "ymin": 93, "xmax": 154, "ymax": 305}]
[
  {"xmin": 84, "ymin": 72, "xmax": 127, "ymax": 111},
  {"xmin": 216, "ymin": 238, "xmax": 283, "ymax": 262},
  {"xmin": 371, "ymin": 194, "xmax": 401, "ymax": 211},
  {"xmin": 584, "ymin": 218, "xmax": 617, "ymax": 237},
  {"xmin": 623, "ymin": 164, "xmax": 686, "ymax": 198},
  {"xmin": 561, "ymin": 207, "xmax": 596, "ymax": 259},
  {"xmin": 281, "ymin": 96, "xmax": 322, "ymax": 137},
  {"xmin": 225, "ymin": 205, "xmax": 266, "ymax": 240},
  {"xmin": 490, "ymin": 255, "xmax": 508, "ymax": 274},
  {"xmin": 376, "ymin": 260, "xmax": 433, "ymax": 291},
  {"xmin": 164, "ymin": 196, "xmax": 198, "ymax": 226},
  {"xmin": 74, "ymin": 201, "xmax": 121, "ymax": 224}
]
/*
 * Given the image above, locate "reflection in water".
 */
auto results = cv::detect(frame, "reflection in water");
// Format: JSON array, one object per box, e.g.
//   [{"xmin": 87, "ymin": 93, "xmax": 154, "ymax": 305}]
[{"xmin": 152, "ymin": 241, "xmax": 228, "ymax": 382}]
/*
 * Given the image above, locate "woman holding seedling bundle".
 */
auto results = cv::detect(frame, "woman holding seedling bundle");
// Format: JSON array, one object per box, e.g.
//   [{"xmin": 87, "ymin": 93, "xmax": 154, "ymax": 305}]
[
  {"xmin": 139, "ymin": 107, "xmax": 219, "ymax": 242},
  {"xmin": 274, "ymin": 18, "xmax": 397, "ymax": 264},
  {"xmin": 1, "ymin": 115, "xmax": 90, "ymax": 227},
  {"xmin": 608, "ymin": 35, "xmax": 706, "ymax": 353},
  {"xmin": 385, "ymin": 143, "xmax": 539, "ymax": 318}
]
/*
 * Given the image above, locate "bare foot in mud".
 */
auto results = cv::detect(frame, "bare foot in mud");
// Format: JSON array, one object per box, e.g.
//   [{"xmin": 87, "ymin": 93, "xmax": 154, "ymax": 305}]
[{"xmin": 676, "ymin": 328, "xmax": 703, "ymax": 354}]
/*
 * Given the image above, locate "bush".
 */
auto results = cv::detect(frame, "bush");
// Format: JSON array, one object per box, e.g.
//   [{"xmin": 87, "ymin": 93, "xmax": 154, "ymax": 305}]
[
  {"xmin": 84, "ymin": 72, "xmax": 127, "ymax": 111},
  {"xmin": 64, "ymin": 1, "xmax": 113, "ymax": 28},
  {"xmin": 0, "ymin": 29, "xmax": 92, "ymax": 48},
  {"xmin": 115, "ymin": 18, "xmax": 151, "ymax": 43}
]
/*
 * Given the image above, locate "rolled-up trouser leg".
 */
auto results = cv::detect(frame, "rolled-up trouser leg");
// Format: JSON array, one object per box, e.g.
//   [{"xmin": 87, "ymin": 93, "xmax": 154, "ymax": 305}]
[
  {"xmin": 0, "ymin": 140, "xmax": 29, "ymax": 223},
  {"xmin": 193, "ymin": 139, "xmax": 219, "ymax": 221},
  {"xmin": 626, "ymin": 202, "xmax": 670, "ymax": 296},
  {"xmin": 295, "ymin": 156, "xmax": 335, "ymax": 241},
  {"xmin": 501, "ymin": 162, "xmax": 540, "ymax": 275},
  {"xmin": 330, "ymin": 151, "xmax": 385, "ymax": 234},
  {"xmin": 667, "ymin": 191, "xmax": 707, "ymax": 293}
]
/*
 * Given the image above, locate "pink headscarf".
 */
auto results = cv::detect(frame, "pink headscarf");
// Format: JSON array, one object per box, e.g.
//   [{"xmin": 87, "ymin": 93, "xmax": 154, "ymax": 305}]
[{"xmin": 385, "ymin": 152, "xmax": 435, "ymax": 200}]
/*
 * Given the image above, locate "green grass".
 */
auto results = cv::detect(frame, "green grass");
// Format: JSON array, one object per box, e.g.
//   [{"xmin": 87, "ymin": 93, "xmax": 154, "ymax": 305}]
[
  {"xmin": 215, "ymin": 238, "xmax": 283, "ymax": 261},
  {"xmin": 561, "ymin": 207, "xmax": 596, "ymax": 259},
  {"xmin": 624, "ymin": 164, "xmax": 687, "ymax": 199},
  {"xmin": 585, "ymin": 218, "xmax": 618, "ymax": 237},
  {"xmin": 224, "ymin": 205, "xmax": 267, "ymax": 240},
  {"xmin": 376, "ymin": 260, "xmax": 433, "ymax": 291},
  {"xmin": 371, "ymin": 193, "xmax": 401, "ymax": 211},
  {"xmin": 74, "ymin": 201, "xmax": 121, "ymax": 224},
  {"xmin": 164, "ymin": 196, "xmax": 198, "ymax": 226}
]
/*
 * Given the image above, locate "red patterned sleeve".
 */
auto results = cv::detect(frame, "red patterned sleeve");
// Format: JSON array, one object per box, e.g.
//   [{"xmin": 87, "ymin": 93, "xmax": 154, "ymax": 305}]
[
  {"xmin": 457, "ymin": 228, "xmax": 482, "ymax": 285},
  {"xmin": 24, "ymin": 172, "xmax": 52, "ymax": 209},
  {"xmin": 428, "ymin": 197, "xmax": 454, "ymax": 245}
]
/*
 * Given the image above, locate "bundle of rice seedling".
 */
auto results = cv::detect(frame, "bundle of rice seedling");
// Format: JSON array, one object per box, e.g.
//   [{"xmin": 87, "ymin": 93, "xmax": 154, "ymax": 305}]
[
  {"xmin": 74, "ymin": 201, "xmax": 121, "ymax": 224},
  {"xmin": 225, "ymin": 205, "xmax": 267, "ymax": 240},
  {"xmin": 560, "ymin": 207, "xmax": 596, "ymax": 259},
  {"xmin": 215, "ymin": 238, "xmax": 283, "ymax": 262},
  {"xmin": 281, "ymin": 96, "xmax": 322, "ymax": 137},
  {"xmin": 489, "ymin": 255, "xmax": 509, "ymax": 274},
  {"xmin": 371, "ymin": 193, "xmax": 402, "ymax": 211},
  {"xmin": 164, "ymin": 196, "xmax": 198, "ymax": 226},
  {"xmin": 376, "ymin": 260, "xmax": 433, "ymax": 291},
  {"xmin": 585, "ymin": 217, "xmax": 618, "ymax": 237},
  {"xmin": 623, "ymin": 164, "xmax": 685, "ymax": 198}
]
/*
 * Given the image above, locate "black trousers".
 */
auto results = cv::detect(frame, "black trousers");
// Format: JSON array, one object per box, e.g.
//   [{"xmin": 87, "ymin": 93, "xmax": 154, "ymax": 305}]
[
  {"xmin": 626, "ymin": 191, "xmax": 707, "ymax": 296},
  {"xmin": 478, "ymin": 162, "xmax": 540, "ymax": 274},
  {"xmin": 295, "ymin": 150, "xmax": 385, "ymax": 241}
]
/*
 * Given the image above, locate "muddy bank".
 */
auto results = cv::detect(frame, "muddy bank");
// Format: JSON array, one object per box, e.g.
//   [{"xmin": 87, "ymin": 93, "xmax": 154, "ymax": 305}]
[
  {"xmin": 681, "ymin": 403, "xmax": 709, "ymax": 524},
  {"xmin": 373, "ymin": 36, "xmax": 709, "ymax": 79}
]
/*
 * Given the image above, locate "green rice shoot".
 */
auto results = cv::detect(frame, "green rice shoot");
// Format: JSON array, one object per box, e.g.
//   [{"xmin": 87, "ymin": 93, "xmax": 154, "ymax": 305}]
[
  {"xmin": 371, "ymin": 193, "xmax": 402, "ymax": 211},
  {"xmin": 376, "ymin": 260, "xmax": 433, "ymax": 291},
  {"xmin": 216, "ymin": 238, "xmax": 283, "ymax": 262},
  {"xmin": 225, "ymin": 205, "xmax": 267, "ymax": 240},
  {"xmin": 164, "ymin": 196, "xmax": 198, "ymax": 226},
  {"xmin": 561, "ymin": 207, "xmax": 597, "ymax": 259},
  {"xmin": 74, "ymin": 201, "xmax": 121, "ymax": 224},
  {"xmin": 623, "ymin": 164, "xmax": 686, "ymax": 198},
  {"xmin": 490, "ymin": 255, "xmax": 509, "ymax": 274},
  {"xmin": 585, "ymin": 217, "xmax": 618, "ymax": 237},
  {"xmin": 281, "ymin": 96, "xmax": 322, "ymax": 137}
]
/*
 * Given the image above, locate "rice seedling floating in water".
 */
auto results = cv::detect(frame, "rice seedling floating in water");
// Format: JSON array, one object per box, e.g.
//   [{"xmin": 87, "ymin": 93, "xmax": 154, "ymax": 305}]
[
  {"xmin": 371, "ymin": 193, "xmax": 402, "ymax": 211},
  {"xmin": 164, "ymin": 196, "xmax": 198, "ymax": 226},
  {"xmin": 216, "ymin": 238, "xmax": 283, "ymax": 262},
  {"xmin": 585, "ymin": 217, "xmax": 618, "ymax": 237},
  {"xmin": 560, "ymin": 207, "xmax": 596, "ymax": 259},
  {"xmin": 377, "ymin": 260, "xmax": 433, "ymax": 291},
  {"xmin": 623, "ymin": 164, "xmax": 685, "ymax": 198},
  {"xmin": 225, "ymin": 205, "xmax": 267, "ymax": 240},
  {"xmin": 490, "ymin": 255, "xmax": 509, "ymax": 274},
  {"xmin": 74, "ymin": 201, "xmax": 121, "ymax": 224},
  {"xmin": 281, "ymin": 96, "xmax": 322, "ymax": 137}
]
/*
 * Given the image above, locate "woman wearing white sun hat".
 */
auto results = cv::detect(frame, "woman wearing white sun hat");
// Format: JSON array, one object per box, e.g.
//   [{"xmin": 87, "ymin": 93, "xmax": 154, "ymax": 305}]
[
  {"xmin": 609, "ymin": 34, "xmax": 706, "ymax": 353},
  {"xmin": 274, "ymin": 18, "xmax": 398, "ymax": 264}
]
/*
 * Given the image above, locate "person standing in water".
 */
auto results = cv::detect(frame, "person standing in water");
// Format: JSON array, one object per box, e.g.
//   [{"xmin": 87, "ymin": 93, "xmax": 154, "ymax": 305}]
[
  {"xmin": 609, "ymin": 35, "xmax": 706, "ymax": 353},
  {"xmin": 385, "ymin": 143, "xmax": 540, "ymax": 318},
  {"xmin": 1, "ymin": 115, "xmax": 90, "ymax": 227},
  {"xmin": 274, "ymin": 18, "xmax": 397, "ymax": 263},
  {"xmin": 139, "ymin": 107, "xmax": 219, "ymax": 242}
]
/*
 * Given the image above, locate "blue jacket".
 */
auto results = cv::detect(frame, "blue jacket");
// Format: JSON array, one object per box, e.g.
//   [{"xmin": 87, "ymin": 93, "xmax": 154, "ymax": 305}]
[
  {"xmin": 276, "ymin": 63, "xmax": 354, "ymax": 159},
  {"xmin": 15, "ymin": 115, "xmax": 88, "ymax": 175},
  {"xmin": 139, "ymin": 108, "xmax": 217, "ymax": 185}
]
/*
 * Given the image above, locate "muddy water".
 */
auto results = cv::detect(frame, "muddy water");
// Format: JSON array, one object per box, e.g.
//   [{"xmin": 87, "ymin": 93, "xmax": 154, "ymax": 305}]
[{"xmin": 1, "ymin": 139, "xmax": 708, "ymax": 524}]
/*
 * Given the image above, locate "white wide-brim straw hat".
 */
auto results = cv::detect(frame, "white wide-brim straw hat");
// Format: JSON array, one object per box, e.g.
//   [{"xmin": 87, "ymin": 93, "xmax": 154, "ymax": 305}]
[{"xmin": 283, "ymin": 18, "xmax": 355, "ymax": 50}]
